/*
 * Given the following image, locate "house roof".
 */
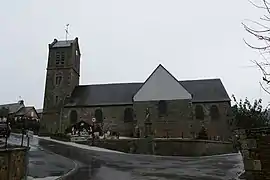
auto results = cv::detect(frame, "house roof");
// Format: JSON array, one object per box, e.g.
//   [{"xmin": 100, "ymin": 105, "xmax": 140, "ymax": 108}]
[
  {"xmin": 0, "ymin": 101, "xmax": 24, "ymax": 114},
  {"xmin": 15, "ymin": 107, "xmax": 35, "ymax": 116},
  {"xmin": 36, "ymin": 109, "xmax": 43, "ymax": 114},
  {"xmin": 65, "ymin": 78, "xmax": 230, "ymax": 107}
]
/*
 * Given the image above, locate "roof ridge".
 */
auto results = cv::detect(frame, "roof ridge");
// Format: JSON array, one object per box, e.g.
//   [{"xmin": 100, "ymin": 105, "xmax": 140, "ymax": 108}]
[
  {"xmin": 0, "ymin": 102, "xmax": 20, "ymax": 106},
  {"xmin": 180, "ymin": 78, "xmax": 220, "ymax": 82},
  {"xmin": 67, "ymin": 77, "xmax": 230, "ymax": 107},
  {"xmin": 79, "ymin": 82, "xmax": 143, "ymax": 87},
  {"xmin": 78, "ymin": 78, "xmax": 221, "ymax": 87}
]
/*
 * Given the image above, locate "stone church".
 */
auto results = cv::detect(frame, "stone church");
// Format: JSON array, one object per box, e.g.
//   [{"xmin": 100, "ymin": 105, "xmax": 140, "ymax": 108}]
[{"xmin": 40, "ymin": 37, "xmax": 232, "ymax": 140}]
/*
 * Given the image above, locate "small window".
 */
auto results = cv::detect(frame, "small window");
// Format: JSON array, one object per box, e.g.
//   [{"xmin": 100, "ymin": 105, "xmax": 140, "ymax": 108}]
[
  {"xmin": 55, "ymin": 51, "xmax": 65, "ymax": 66},
  {"xmin": 56, "ymin": 52, "xmax": 60, "ymax": 65},
  {"xmin": 67, "ymin": 73, "xmax": 72, "ymax": 85},
  {"xmin": 61, "ymin": 52, "xmax": 65, "ymax": 65},
  {"xmin": 158, "ymin": 100, "xmax": 167, "ymax": 117},
  {"xmin": 55, "ymin": 96, "xmax": 59, "ymax": 105},
  {"xmin": 124, "ymin": 108, "xmax": 134, "ymax": 122},
  {"xmin": 210, "ymin": 105, "xmax": 220, "ymax": 120},
  {"xmin": 55, "ymin": 74, "xmax": 62, "ymax": 86},
  {"xmin": 95, "ymin": 109, "xmax": 103, "ymax": 123},
  {"xmin": 195, "ymin": 105, "xmax": 204, "ymax": 120}
]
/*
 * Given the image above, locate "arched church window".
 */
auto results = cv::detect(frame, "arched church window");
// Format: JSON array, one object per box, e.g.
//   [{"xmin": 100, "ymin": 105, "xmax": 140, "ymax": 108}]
[
  {"xmin": 158, "ymin": 100, "xmax": 167, "ymax": 117},
  {"xmin": 124, "ymin": 108, "xmax": 134, "ymax": 122},
  {"xmin": 210, "ymin": 105, "xmax": 220, "ymax": 120},
  {"xmin": 60, "ymin": 52, "xmax": 65, "ymax": 65},
  {"xmin": 55, "ymin": 73, "xmax": 63, "ymax": 86},
  {"xmin": 55, "ymin": 52, "xmax": 60, "ymax": 65},
  {"xmin": 70, "ymin": 110, "xmax": 78, "ymax": 124},
  {"xmin": 95, "ymin": 109, "xmax": 103, "ymax": 123},
  {"xmin": 55, "ymin": 51, "xmax": 65, "ymax": 65},
  {"xmin": 195, "ymin": 105, "xmax": 204, "ymax": 120}
]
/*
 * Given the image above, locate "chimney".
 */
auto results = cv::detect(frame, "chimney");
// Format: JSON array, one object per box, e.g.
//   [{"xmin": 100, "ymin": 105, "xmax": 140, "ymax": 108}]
[{"xmin": 18, "ymin": 100, "xmax": 24, "ymax": 105}]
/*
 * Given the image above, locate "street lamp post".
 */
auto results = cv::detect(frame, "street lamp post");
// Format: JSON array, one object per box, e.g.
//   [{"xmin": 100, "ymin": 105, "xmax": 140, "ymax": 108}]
[
  {"xmin": 4, "ymin": 117, "xmax": 8, "ymax": 148},
  {"xmin": 92, "ymin": 118, "xmax": 96, "ymax": 146},
  {"xmin": 21, "ymin": 117, "xmax": 26, "ymax": 147}
]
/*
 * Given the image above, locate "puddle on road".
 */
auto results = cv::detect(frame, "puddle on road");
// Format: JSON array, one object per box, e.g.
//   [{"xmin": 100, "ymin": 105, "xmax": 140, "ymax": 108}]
[{"xmin": 30, "ymin": 160, "xmax": 46, "ymax": 165}]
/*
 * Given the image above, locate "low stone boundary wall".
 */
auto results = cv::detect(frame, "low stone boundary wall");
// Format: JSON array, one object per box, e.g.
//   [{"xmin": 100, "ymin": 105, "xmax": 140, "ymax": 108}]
[
  {"xmin": 236, "ymin": 127, "xmax": 270, "ymax": 180},
  {"xmin": 77, "ymin": 138, "xmax": 234, "ymax": 156},
  {"xmin": 50, "ymin": 134, "xmax": 71, "ymax": 142},
  {"xmin": 0, "ymin": 146, "xmax": 29, "ymax": 180}
]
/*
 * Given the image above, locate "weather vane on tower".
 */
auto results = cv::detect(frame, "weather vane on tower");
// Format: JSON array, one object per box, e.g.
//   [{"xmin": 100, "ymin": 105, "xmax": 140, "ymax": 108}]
[{"xmin": 65, "ymin": 24, "xmax": 70, "ymax": 41}]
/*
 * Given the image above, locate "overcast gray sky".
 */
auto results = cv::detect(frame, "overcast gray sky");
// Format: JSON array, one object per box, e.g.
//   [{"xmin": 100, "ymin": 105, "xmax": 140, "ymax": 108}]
[{"xmin": 0, "ymin": 0, "xmax": 269, "ymax": 108}]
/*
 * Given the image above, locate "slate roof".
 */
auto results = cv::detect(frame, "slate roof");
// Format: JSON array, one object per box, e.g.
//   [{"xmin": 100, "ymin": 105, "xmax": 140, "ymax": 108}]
[
  {"xmin": 51, "ymin": 40, "xmax": 74, "ymax": 48},
  {"xmin": 65, "ymin": 78, "xmax": 230, "ymax": 107},
  {"xmin": 179, "ymin": 79, "xmax": 230, "ymax": 103},
  {"xmin": 0, "ymin": 102, "xmax": 24, "ymax": 114},
  {"xmin": 15, "ymin": 107, "xmax": 35, "ymax": 116},
  {"xmin": 36, "ymin": 109, "xmax": 43, "ymax": 114}
]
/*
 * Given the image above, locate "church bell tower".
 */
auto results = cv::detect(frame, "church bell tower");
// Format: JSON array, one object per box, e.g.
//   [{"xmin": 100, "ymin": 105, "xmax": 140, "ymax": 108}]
[{"xmin": 40, "ymin": 37, "xmax": 81, "ymax": 134}]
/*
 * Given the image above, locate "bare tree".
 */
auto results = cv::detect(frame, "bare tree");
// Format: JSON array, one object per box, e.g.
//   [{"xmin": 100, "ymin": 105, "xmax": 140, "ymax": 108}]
[{"xmin": 243, "ymin": 0, "xmax": 270, "ymax": 94}]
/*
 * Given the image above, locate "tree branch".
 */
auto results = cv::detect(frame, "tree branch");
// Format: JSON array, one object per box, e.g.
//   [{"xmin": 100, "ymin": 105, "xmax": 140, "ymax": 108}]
[
  {"xmin": 260, "ymin": 82, "xmax": 270, "ymax": 94},
  {"xmin": 244, "ymin": 39, "xmax": 270, "ymax": 50}
]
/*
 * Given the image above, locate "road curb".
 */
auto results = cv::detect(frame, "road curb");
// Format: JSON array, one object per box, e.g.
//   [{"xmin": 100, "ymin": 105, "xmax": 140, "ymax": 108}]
[
  {"xmin": 10, "ymin": 133, "xmax": 80, "ymax": 180},
  {"xmin": 36, "ymin": 142, "xmax": 81, "ymax": 180},
  {"xmin": 55, "ymin": 160, "xmax": 80, "ymax": 180}
]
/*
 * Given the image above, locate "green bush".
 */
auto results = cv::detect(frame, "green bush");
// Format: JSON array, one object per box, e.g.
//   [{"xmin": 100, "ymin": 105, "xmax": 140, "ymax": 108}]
[{"xmin": 197, "ymin": 126, "xmax": 208, "ymax": 140}]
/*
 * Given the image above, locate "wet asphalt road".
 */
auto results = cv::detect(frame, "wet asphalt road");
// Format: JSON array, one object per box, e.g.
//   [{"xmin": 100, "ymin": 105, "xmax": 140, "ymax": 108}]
[
  {"xmin": 40, "ymin": 138, "xmax": 245, "ymax": 180},
  {"xmin": 7, "ymin": 134, "xmax": 75, "ymax": 179},
  {"xmin": 66, "ymin": 155, "xmax": 244, "ymax": 180},
  {"xmin": 67, "ymin": 153, "xmax": 244, "ymax": 180},
  {"xmin": 7, "ymin": 134, "xmax": 244, "ymax": 179}
]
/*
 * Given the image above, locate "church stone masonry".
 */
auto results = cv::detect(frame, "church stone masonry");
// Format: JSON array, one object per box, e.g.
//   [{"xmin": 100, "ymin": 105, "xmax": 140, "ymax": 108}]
[
  {"xmin": 41, "ymin": 38, "xmax": 80, "ymax": 133},
  {"xmin": 40, "ymin": 37, "xmax": 232, "ymax": 140}
]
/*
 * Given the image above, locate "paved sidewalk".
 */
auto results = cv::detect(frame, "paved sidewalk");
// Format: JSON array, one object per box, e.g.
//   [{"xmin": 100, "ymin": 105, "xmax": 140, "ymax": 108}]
[{"xmin": 8, "ymin": 134, "xmax": 76, "ymax": 179}]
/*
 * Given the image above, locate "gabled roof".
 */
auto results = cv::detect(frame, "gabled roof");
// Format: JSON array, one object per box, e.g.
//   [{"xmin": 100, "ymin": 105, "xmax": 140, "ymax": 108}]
[
  {"xmin": 133, "ymin": 64, "xmax": 192, "ymax": 101},
  {"xmin": 15, "ymin": 106, "xmax": 35, "ymax": 116},
  {"xmin": 0, "ymin": 101, "xmax": 24, "ymax": 114},
  {"xmin": 65, "ymin": 79, "xmax": 230, "ymax": 107}
]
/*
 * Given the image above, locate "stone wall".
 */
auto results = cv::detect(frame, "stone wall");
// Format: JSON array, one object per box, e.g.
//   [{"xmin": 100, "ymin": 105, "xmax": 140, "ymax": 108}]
[
  {"xmin": 0, "ymin": 146, "xmax": 29, "ymax": 180},
  {"xmin": 40, "ymin": 111, "xmax": 60, "ymax": 134},
  {"xmin": 60, "ymin": 100, "xmax": 232, "ymax": 140},
  {"xmin": 236, "ymin": 127, "xmax": 270, "ymax": 179},
  {"xmin": 62, "ymin": 105, "xmax": 135, "ymax": 136},
  {"xmin": 192, "ymin": 102, "xmax": 232, "ymax": 141},
  {"xmin": 134, "ymin": 99, "xmax": 193, "ymax": 138},
  {"xmin": 134, "ymin": 100, "xmax": 231, "ymax": 140},
  {"xmin": 41, "ymin": 38, "xmax": 80, "ymax": 135},
  {"xmin": 90, "ymin": 138, "xmax": 234, "ymax": 156}
]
